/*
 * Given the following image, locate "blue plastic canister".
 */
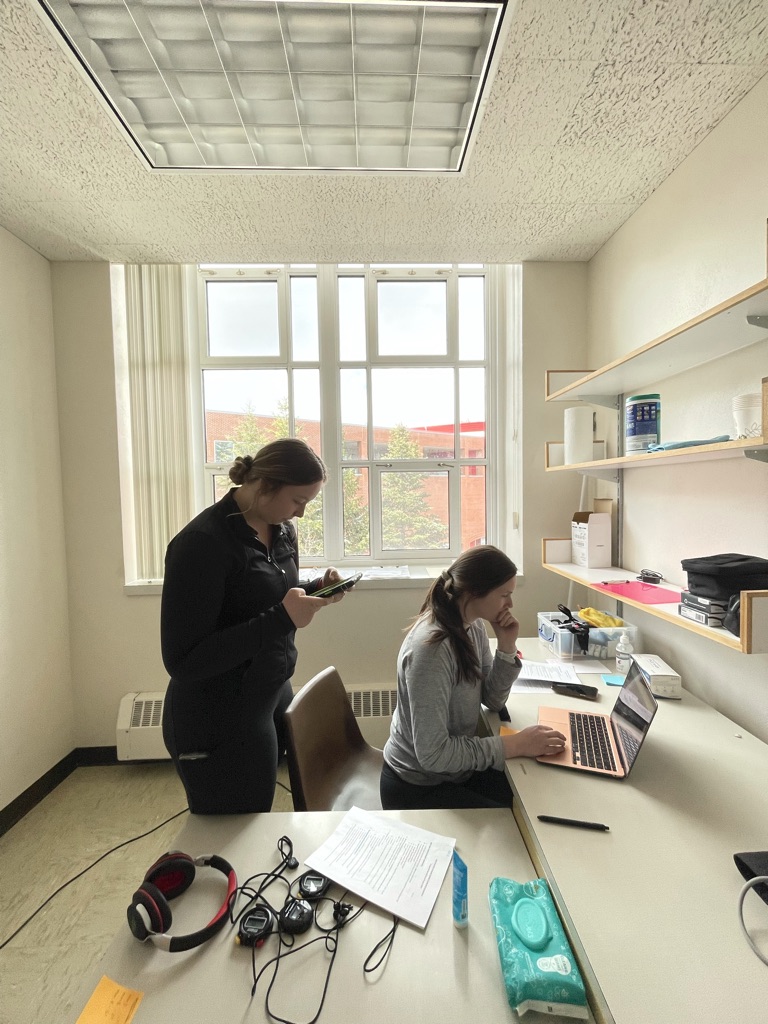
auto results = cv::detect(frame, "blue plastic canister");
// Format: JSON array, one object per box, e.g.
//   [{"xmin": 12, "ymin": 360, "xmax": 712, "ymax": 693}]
[{"xmin": 625, "ymin": 394, "xmax": 661, "ymax": 452}]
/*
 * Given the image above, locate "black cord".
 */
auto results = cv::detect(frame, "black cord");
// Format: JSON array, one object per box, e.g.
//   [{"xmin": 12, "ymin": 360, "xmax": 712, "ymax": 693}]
[
  {"xmin": 0, "ymin": 806, "xmax": 189, "ymax": 950},
  {"xmin": 229, "ymin": 837, "xmax": 298, "ymax": 927},
  {"xmin": 251, "ymin": 919, "xmax": 343, "ymax": 1024},
  {"xmin": 363, "ymin": 916, "xmax": 399, "ymax": 973},
  {"xmin": 276, "ymin": 779, "xmax": 292, "ymax": 795}
]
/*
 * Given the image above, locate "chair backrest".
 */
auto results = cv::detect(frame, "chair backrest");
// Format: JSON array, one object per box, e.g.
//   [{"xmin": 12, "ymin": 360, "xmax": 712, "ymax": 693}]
[{"xmin": 285, "ymin": 666, "xmax": 383, "ymax": 812}]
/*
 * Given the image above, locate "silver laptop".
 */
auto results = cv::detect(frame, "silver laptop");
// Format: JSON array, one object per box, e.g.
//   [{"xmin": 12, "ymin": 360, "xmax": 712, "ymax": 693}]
[{"xmin": 537, "ymin": 661, "xmax": 658, "ymax": 778}]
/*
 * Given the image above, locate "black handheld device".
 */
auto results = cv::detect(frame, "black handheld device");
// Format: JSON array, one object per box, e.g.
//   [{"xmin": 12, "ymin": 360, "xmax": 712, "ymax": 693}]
[
  {"xmin": 551, "ymin": 682, "xmax": 598, "ymax": 701},
  {"xmin": 314, "ymin": 573, "xmax": 363, "ymax": 598}
]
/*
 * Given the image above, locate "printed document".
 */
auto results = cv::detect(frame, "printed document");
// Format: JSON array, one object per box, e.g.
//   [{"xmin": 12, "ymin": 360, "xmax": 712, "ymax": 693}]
[
  {"xmin": 516, "ymin": 662, "xmax": 581, "ymax": 684},
  {"xmin": 304, "ymin": 807, "xmax": 454, "ymax": 929}
]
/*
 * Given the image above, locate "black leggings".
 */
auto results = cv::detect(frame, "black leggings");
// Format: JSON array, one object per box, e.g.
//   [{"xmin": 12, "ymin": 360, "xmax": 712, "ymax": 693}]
[
  {"xmin": 163, "ymin": 677, "xmax": 293, "ymax": 815},
  {"xmin": 380, "ymin": 760, "xmax": 513, "ymax": 810}
]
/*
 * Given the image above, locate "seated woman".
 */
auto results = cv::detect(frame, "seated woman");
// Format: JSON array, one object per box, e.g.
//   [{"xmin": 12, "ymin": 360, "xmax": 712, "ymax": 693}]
[{"xmin": 380, "ymin": 545, "xmax": 565, "ymax": 810}]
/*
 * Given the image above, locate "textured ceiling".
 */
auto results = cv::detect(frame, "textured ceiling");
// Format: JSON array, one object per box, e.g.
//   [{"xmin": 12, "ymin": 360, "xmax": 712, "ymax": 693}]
[{"xmin": 1, "ymin": 0, "xmax": 767, "ymax": 264}]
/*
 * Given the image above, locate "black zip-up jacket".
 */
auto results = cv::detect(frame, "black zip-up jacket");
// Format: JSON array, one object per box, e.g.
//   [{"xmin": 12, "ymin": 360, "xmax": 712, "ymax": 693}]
[{"xmin": 161, "ymin": 489, "xmax": 317, "ymax": 705}]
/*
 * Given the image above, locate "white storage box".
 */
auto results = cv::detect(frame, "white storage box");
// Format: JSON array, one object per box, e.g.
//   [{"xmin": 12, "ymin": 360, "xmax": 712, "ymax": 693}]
[
  {"xmin": 537, "ymin": 612, "xmax": 639, "ymax": 661},
  {"xmin": 571, "ymin": 510, "xmax": 611, "ymax": 568}
]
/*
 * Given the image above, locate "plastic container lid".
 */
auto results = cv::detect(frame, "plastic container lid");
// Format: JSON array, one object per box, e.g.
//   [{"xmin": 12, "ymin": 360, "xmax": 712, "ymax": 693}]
[{"xmin": 626, "ymin": 394, "xmax": 660, "ymax": 402}]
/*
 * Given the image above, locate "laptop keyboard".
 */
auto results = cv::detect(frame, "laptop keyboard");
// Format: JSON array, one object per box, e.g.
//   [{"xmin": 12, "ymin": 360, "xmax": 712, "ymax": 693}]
[
  {"xmin": 569, "ymin": 712, "xmax": 616, "ymax": 772},
  {"xmin": 617, "ymin": 724, "xmax": 639, "ymax": 762}
]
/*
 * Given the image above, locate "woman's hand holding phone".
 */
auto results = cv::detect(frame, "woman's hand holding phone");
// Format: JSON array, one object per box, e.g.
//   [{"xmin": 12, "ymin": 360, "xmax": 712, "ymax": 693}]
[{"xmin": 313, "ymin": 572, "xmax": 362, "ymax": 599}]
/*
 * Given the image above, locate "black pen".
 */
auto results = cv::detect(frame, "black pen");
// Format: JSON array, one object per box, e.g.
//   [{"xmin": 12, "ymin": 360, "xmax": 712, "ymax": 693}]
[{"xmin": 537, "ymin": 815, "xmax": 609, "ymax": 832}]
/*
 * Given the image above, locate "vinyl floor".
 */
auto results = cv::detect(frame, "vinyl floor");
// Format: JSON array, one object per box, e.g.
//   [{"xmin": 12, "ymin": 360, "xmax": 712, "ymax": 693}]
[{"xmin": 0, "ymin": 761, "xmax": 293, "ymax": 1024}]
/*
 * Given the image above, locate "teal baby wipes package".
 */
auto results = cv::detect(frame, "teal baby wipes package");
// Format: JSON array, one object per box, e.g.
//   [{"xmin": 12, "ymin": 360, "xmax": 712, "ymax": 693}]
[{"xmin": 488, "ymin": 877, "xmax": 588, "ymax": 1019}]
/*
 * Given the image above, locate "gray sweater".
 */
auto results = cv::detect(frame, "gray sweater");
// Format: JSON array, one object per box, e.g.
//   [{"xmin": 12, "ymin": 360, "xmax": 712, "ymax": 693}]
[{"xmin": 383, "ymin": 616, "xmax": 521, "ymax": 787}]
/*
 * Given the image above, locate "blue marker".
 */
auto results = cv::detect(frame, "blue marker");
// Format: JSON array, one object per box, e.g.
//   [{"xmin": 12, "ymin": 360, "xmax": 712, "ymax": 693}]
[{"xmin": 453, "ymin": 849, "xmax": 468, "ymax": 929}]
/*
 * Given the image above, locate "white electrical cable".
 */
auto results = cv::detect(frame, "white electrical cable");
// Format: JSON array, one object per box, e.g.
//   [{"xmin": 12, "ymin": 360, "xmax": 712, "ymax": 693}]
[{"xmin": 737, "ymin": 876, "xmax": 768, "ymax": 965}]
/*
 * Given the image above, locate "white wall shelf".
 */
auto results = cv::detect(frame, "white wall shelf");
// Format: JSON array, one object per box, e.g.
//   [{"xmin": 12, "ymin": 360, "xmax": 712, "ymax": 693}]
[
  {"xmin": 541, "ymin": 539, "xmax": 768, "ymax": 655},
  {"xmin": 545, "ymin": 434, "xmax": 768, "ymax": 478},
  {"xmin": 541, "ymin": 278, "xmax": 768, "ymax": 655},
  {"xmin": 544, "ymin": 277, "xmax": 768, "ymax": 403}
]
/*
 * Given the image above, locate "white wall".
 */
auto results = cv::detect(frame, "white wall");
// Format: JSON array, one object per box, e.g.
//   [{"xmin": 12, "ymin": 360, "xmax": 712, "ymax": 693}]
[
  {"xmin": 0, "ymin": 227, "xmax": 74, "ymax": 809},
  {"xmin": 586, "ymin": 75, "xmax": 768, "ymax": 741}
]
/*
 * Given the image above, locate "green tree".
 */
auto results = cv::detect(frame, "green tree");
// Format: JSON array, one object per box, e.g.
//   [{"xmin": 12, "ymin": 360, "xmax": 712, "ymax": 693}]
[
  {"xmin": 342, "ymin": 467, "xmax": 371, "ymax": 556},
  {"xmin": 381, "ymin": 424, "xmax": 448, "ymax": 550},
  {"xmin": 225, "ymin": 402, "xmax": 326, "ymax": 558}
]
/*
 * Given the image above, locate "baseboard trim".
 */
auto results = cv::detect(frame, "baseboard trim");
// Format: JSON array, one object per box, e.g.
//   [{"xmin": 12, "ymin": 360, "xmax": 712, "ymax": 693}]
[{"xmin": 0, "ymin": 746, "xmax": 120, "ymax": 838}]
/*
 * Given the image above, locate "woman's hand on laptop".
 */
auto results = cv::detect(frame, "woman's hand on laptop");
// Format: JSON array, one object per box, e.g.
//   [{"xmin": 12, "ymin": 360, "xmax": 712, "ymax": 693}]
[{"xmin": 502, "ymin": 725, "xmax": 566, "ymax": 760}]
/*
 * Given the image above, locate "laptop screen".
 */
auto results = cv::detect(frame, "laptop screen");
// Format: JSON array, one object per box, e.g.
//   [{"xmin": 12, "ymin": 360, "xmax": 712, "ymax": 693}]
[{"xmin": 610, "ymin": 661, "xmax": 658, "ymax": 774}]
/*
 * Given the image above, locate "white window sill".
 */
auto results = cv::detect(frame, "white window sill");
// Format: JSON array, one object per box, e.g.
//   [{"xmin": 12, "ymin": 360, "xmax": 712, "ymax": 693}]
[
  {"xmin": 124, "ymin": 565, "xmax": 526, "ymax": 596},
  {"xmin": 124, "ymin": 565, "xmax": 447, "ymax": 596}
]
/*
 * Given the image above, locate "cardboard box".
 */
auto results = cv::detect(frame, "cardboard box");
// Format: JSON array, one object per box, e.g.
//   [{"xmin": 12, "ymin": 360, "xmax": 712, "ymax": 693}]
[
  {"xmin": 571, "ymin": 510, "xmax": 611, "ymax": 568},
  {"xmin": 632, "ymin": 653, "xmax": 682, "ymax": 700}
]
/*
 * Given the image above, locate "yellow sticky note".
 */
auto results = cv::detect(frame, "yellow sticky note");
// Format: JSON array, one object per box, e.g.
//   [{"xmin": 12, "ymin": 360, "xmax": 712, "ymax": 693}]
[
  {"xmin": 500, "ymin": 725, "xmax": 519, "ymax": 736},
  {"xmin": 76, "ymin": 976, "xmax": 143, "ymax": 1024}
]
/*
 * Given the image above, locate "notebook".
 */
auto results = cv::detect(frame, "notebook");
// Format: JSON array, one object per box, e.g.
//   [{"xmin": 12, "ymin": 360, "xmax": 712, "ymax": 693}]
[{"xmin": 536, "ymin": 661, "xmax": 658, "ymax": 778}]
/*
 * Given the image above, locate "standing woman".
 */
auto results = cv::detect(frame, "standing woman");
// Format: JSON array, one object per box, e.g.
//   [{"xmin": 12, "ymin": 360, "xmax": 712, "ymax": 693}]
[
  {"xmin": 161, "ymin": 438, "xmax": 343, "ymax": 814},
  {"xmin": 381, "ymin": 545, "xmax": 565, "ymax": 810}
]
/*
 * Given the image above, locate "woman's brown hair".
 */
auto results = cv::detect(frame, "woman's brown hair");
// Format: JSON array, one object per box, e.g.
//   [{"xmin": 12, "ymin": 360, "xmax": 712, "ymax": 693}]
[
  {"xmin": 229, "ymin": 438, "xmax": 326, "ymax": 494},
  {"xmin": 414, "ymin": 545, "xmax": 517, "ymax": 683}
]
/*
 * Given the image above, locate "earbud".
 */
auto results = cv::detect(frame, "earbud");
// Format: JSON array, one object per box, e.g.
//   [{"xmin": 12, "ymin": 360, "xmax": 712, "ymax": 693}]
[{"xmin": 333, "ymin": 902, "xmax": 353, "ymax": 926}]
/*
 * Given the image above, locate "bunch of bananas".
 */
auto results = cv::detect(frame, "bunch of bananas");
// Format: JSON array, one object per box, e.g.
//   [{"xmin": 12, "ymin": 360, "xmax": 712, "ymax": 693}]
[{"xmin": 576, "ymin": 607, "xmax": 624, "ymax": 628}]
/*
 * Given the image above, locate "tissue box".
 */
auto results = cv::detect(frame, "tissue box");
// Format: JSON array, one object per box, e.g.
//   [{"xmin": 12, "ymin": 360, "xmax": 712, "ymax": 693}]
[
  {"xmin": 571, "ymin": 511, "xmax": 611, "ymax": 568},
  {"xmin": 538, "ymin": 612, "xmax": 638, "ymax": 661}
]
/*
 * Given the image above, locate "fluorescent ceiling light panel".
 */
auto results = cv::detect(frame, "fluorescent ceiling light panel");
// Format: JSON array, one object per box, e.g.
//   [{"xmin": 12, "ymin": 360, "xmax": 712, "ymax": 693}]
[{"xmin": 37, "ymin": 0, "xmax": 510, "ymax": 172}]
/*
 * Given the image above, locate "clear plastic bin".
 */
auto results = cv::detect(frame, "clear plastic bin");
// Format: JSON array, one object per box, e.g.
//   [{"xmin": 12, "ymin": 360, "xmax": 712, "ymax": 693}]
[{"xmin": 537, "ymin": 612, "xmax": 639, "ymax": 661}]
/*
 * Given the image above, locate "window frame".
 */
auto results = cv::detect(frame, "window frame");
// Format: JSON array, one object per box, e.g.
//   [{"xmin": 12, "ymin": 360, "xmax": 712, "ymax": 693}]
[{"xmin": 191, "ymin": 263, "xmax": 504, "ymax": 568}]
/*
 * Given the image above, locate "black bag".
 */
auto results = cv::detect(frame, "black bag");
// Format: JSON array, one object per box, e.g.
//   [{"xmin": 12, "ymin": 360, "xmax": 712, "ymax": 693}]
[
  {"xmin": 724, "ymin": 594, "xmax": 740, "ymax": 638},
  {"xmin": 680, "ymin": 553, "xmax": 768, "ymax": 602}
]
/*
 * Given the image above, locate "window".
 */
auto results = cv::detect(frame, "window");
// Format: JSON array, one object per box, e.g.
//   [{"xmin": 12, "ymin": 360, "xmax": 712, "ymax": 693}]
[
  {"xmin": 195, "ymin": 264, "xmax": 502, "ymax": 566},
  {"xmin": 115, "ymin": 262, "xmax": 518, "ymax": 581}
]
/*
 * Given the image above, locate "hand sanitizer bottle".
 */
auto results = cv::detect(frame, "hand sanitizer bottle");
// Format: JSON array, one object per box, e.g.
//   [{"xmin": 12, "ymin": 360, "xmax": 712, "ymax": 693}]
[{"xmin": 615, "ymin": 633, "xmax": 633, "ymax": 675}]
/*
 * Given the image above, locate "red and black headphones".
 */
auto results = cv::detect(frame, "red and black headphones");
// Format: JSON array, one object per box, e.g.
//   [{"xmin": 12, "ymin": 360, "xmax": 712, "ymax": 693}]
[{"xmin": 127, "ymin": 850, "xmax": 237, "ymax": 953}]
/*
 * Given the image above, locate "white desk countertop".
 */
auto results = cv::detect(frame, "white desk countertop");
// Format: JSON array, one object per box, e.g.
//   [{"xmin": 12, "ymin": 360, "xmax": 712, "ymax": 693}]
[{"xmin": 486, "ymin": 637, "xmax": 768, "ymax": 1024}]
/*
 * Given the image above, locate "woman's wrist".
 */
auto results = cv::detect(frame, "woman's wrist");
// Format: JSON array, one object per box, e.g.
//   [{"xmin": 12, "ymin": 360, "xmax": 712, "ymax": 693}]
[{"xmin": 495, "ymin": 647, "xmax": 520, "ymax": 662}]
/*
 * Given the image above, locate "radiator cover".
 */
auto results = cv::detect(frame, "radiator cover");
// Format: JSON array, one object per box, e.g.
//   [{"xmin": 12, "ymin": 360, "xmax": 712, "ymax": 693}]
[
  {"xmin": 116, "ymin": 691, "xmax": 170, "ymax": 761},
  {"xmin": 117, "ymin": 687, "xmax": 397, "ymax": 759}
]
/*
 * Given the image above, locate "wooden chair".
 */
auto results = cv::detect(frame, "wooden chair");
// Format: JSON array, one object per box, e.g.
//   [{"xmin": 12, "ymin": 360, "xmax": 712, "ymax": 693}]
[{"xmin": 284, "ymin": 667, "xmax": 384, "ymax": 812}]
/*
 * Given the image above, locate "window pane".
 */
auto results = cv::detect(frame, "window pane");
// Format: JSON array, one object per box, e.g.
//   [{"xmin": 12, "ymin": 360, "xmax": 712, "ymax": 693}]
[
  {"xmin": 293, "ymin": 369, "xmax": 321, "ymax": 457},
  {"xmin": 291, "ymin": 277, "xmax": 319, "ymax": 360},
  {"xmin": 459, "ymin": 366, "xmax": 485, "ymax": 459},
  {"xmin": 461, "ymin": 465, "xmax": 486, "ymax": 550},
  {"xmin": 458, "ymin": 276, "xmax": 485, "ymax": 359},
  {"xmin": 341, "ymin": 367, "xmax": 368, "ymax": 459},
  {"xmin": 372, "ymin": 368, "xmax": 454, "ymax": 458},
  {"xmin": 343, "ymin": 467, "xmax": 370, "ymax": 557},
  {"xmin": 377, "ymin": 280, "xmax": 447, "ymax": 356},
  {"xmin": 380, "ymin": 469, "xmax": 450, "ymax": 550},
  {"xmin": 339, "ymin": 277, "xmax": 367, "ymax": 361},
  {"xmin": 298, "ymin": 489, "xmax": 324, "ymax": 561},
  {"xmin": 206, "ymin": 280, "xmax": 279, "ymax": 356},
  {"xmin": 213, "ymin": 473, "xmax": 230, "ymax": 502},
  {"xmin": 203, "ymin": 369, "xmax": 288, "ymax": 459}
]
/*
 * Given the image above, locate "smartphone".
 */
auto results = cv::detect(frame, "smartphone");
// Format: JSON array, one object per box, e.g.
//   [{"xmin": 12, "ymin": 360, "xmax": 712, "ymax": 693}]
[
  {"xmin": 551, "ymin": 682, "xmax": 598, "ymax": 701},
  {"xmin": 313, "ymin": 572, "xmax": 363, "ymax": 598}
]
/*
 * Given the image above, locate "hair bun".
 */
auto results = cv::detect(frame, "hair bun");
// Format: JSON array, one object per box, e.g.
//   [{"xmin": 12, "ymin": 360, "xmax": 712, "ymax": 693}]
[{"xmin": 228, "ymin": 454, "xmax": 253, "ymax": 485}]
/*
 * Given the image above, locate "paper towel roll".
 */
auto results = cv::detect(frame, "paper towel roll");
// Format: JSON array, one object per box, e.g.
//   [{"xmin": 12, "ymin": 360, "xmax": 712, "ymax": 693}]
[{"xmin": 564, "ymin": 407, "xmax": 593, "ymax": 464}]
